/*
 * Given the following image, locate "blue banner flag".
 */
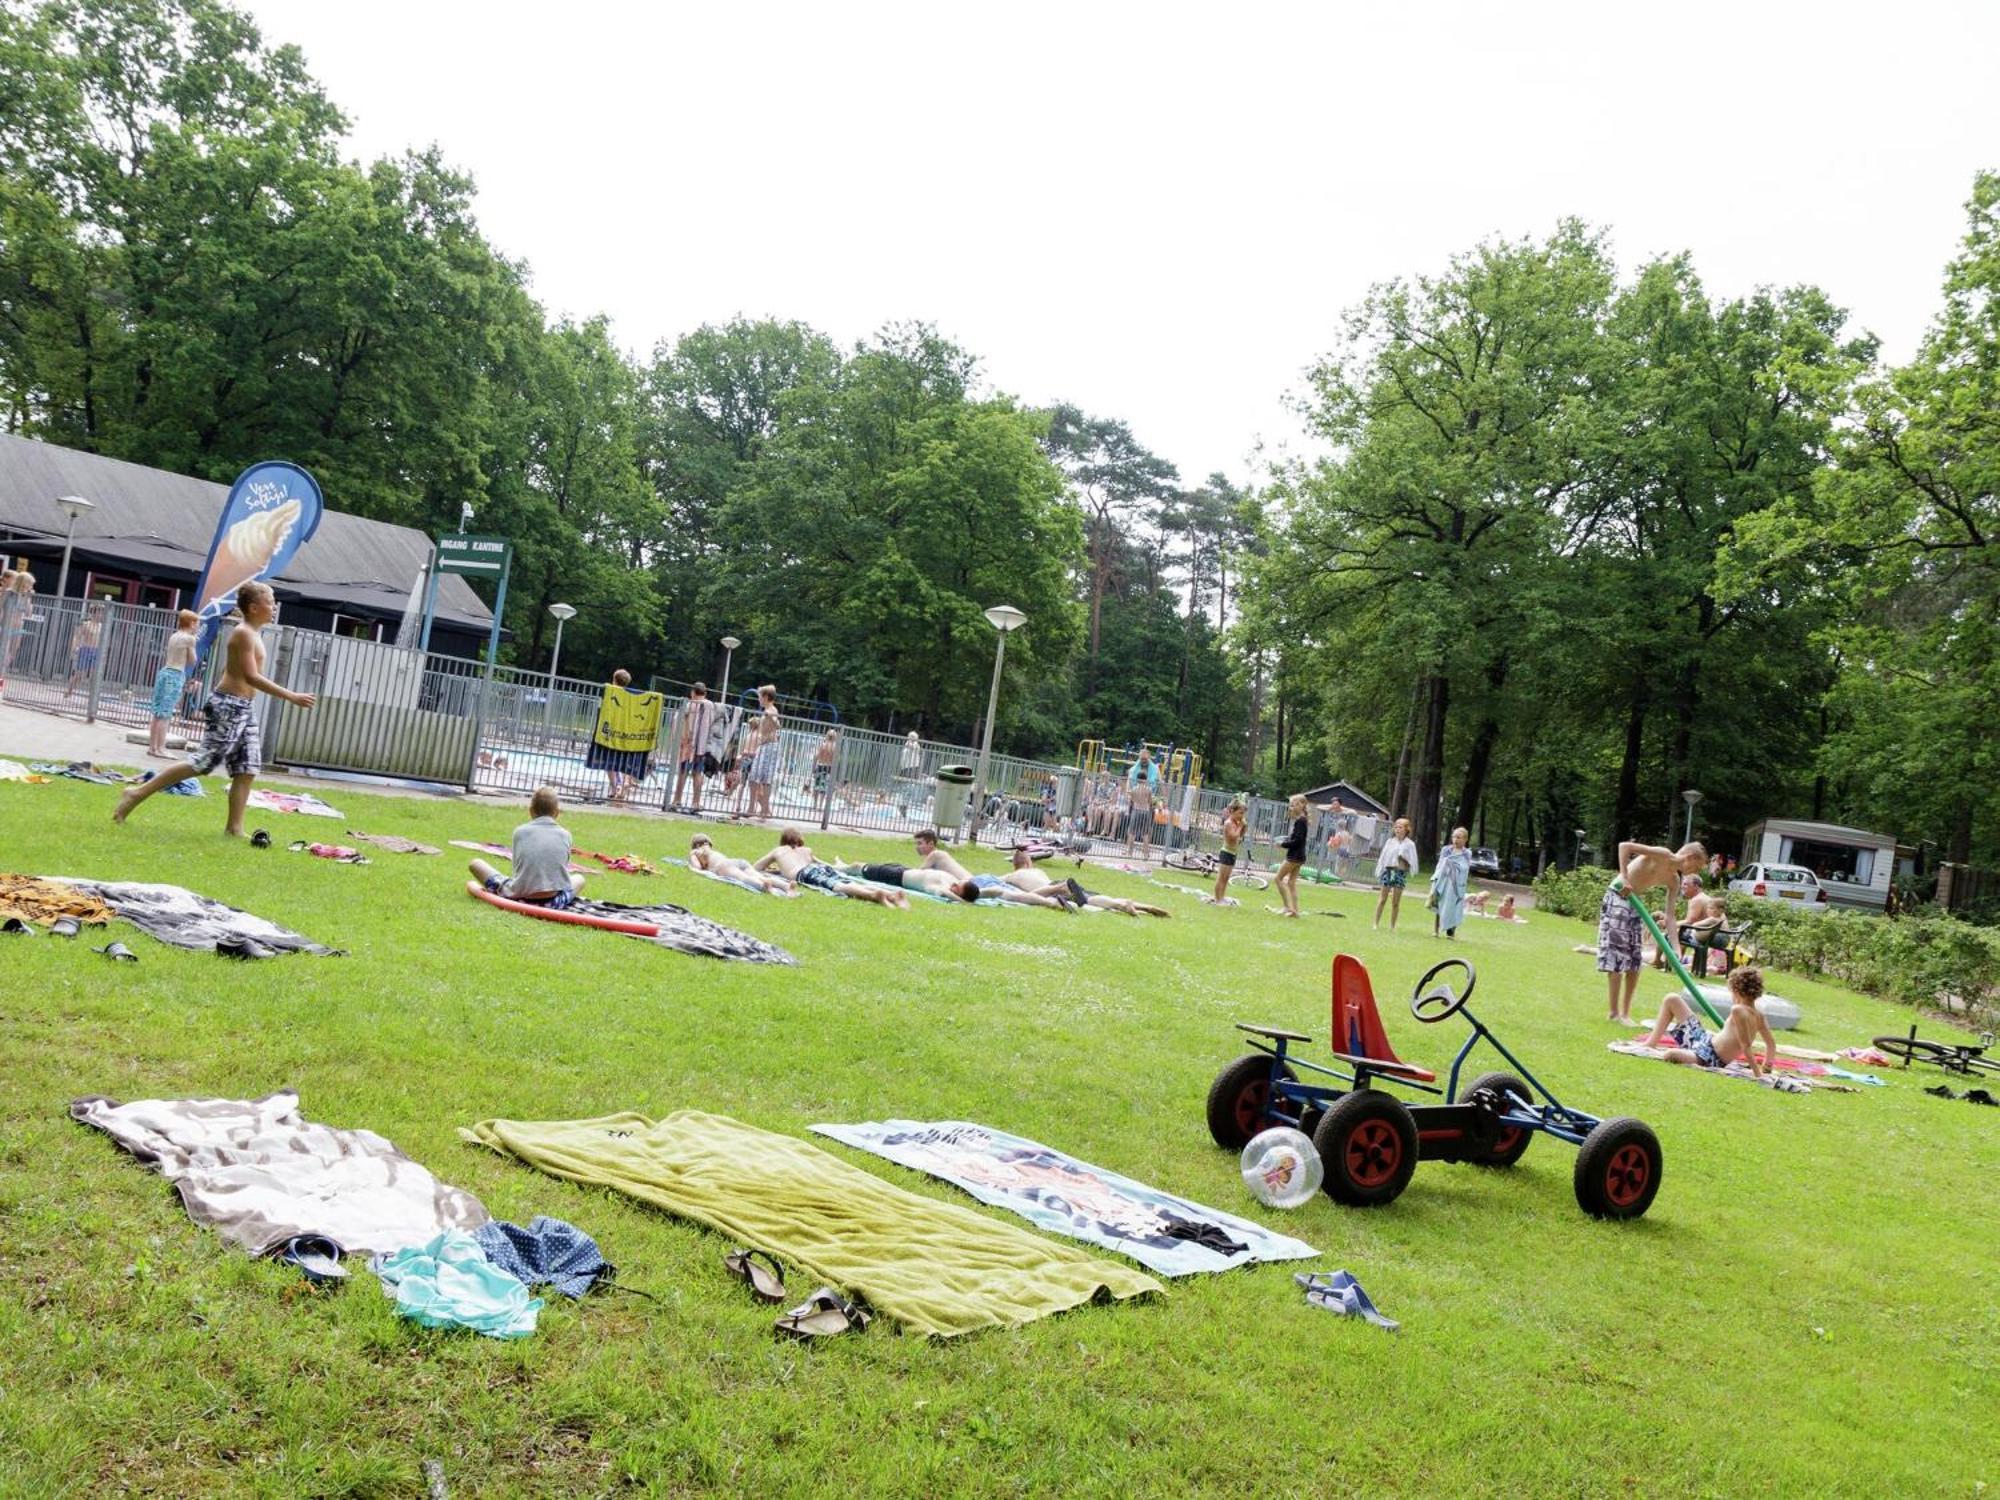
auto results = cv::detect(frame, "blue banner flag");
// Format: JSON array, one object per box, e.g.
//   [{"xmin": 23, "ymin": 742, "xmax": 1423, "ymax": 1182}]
[{"xmin": 190, "ymin": 461, "xmax": 323, "ymax": 664}]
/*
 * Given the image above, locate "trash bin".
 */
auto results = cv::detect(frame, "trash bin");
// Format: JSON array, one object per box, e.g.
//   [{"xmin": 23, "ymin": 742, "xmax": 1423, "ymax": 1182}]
[
  {"xmin": 933, "ymin": 764, "xmax": 975, "ymax": 833},
  {"xmin": 1055, "ymin": 767, "xmax": 1081, "ymax": 820}
]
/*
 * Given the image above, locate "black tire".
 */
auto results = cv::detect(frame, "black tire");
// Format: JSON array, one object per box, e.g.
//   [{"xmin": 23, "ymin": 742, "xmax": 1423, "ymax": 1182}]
[
  {"xmin": 1870, "ymin": 1035, "xmax": 1956, "ymax": 1070},
  {"xmin": 1296, "ymin": 1105, "xmax": 1325, "ymax": 1140},
  {"xmin": 1314, "ymin": 1089, "xmax": 1419, "ymax": 1208},
  {"xmin": 1462, "ymin": 1071, "xmax": 1534, "ymax": 1169},
  {"xmin": 1206, "ymin": 1054, "xmax": 1297, "ymax": 1150},
  {"xmin": 1573, "ymin": 1117, "xmax": 1663, "ymax": 1220}
]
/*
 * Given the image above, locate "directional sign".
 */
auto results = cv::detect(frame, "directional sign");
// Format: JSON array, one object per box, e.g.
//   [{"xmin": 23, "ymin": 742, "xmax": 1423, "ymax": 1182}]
[{"xmin": 436, "ymin": 533, "xmax": 512, "ymax": 576}]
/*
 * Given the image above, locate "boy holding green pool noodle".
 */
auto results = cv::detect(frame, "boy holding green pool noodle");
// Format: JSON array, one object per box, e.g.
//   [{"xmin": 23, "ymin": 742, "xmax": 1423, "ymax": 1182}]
[{"xmin": 1598, "ymin": 839, "xmax": 1708, "ymax": 1024}]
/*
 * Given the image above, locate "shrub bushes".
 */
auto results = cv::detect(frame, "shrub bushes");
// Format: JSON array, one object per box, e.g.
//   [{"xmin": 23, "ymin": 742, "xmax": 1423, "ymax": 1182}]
[{"xmin": 1532, "ymin": 865, "xmax": 1999, "ymax": 1023}]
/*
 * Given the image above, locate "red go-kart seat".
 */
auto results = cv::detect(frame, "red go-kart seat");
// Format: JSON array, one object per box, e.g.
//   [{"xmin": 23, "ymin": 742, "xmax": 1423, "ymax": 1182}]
[{"xmin": 1329, "ymin": 953, "xmax": 1436, "ymax": 1082}]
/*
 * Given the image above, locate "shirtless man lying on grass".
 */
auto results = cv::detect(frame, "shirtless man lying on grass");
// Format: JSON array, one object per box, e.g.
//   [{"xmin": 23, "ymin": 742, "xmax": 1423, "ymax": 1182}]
[
  {"xmin": 754, "ymin": 828, "xmax": 908, "ymax": 907},
  {"xmin": 690, "ymin": 834, "xmax": 796, "ymax": 896},
  {"xmin": 1001, "ymin": 849, "xmax": 1170, "ymax": 916}
]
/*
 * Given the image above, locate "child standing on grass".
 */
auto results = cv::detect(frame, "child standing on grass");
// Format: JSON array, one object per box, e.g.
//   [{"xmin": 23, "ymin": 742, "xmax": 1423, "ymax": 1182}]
[
  {"xmin": 468, "ymin": 787, "xmax": 586, "ymax": 908},
  {"xmin": 1641, "ymin": 966, "xmax": 1776, "ymax": 1075},
  {"xmin": 1211, "ymin": 797, "xmax": 1247, "ymax": 903},
  {"xmin": 112, "ymin": 582, "xmax": 315, "ymax": 837},
  {"xmin": 1429, "ymin": 826, "xmax": 1472, "ymax": 938},
  {"xmin": 1274, "ymin": 794, "xmax": 1310, "ymax": 917},
  {"xmin": 1373, "ymin": 817, "xmax": 1418, "ymax": 931}
]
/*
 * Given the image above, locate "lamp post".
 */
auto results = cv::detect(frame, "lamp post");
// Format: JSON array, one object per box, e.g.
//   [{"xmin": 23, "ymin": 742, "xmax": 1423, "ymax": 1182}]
[
  {"xmin": 1574, "ymin": 827, "xmax": 1588, "ymax": 870},
  {"xmin": 54, "ymin": 495, "xmax": 96, "ymax": 600},
  {"xmin": 545, "ymin": 602, "xmax": 576, "ymax": 736},
  {"xmin": 969, "ymin": 605, "xmax": 1026, "ymax": 843},
  {"xmin": 718, "ymin": 635, "xmax": 740, "ymax": 706},
  {"xmin": 1681, "ymin": 788, "xmax": 1704, "ymax": 847}
]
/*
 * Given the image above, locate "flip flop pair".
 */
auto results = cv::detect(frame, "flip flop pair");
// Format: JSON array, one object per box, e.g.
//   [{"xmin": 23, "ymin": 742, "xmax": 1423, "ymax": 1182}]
[{"xmin": 774, "ymin": 1287, "xmax": 872, "ymax": 1340}]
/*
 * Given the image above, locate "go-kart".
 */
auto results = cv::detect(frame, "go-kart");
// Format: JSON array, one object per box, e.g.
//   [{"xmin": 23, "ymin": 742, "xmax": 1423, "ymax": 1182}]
[{"xmin": 1207, "ymin": 954, "xmax": 1663, "ymax": 1219}]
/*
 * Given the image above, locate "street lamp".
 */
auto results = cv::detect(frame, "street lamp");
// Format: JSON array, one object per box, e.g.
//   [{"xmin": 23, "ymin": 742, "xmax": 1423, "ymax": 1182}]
[
  {"xmin": 1574, "ymin": 827, "xmax": 1588, "ymax": 870},
  {"xmin": 969, "ymin": 605, "xmax": 1027, "ymax": 842},
  {"xmin": 545, "ymin": 603, "xmax": 576, "ymax": 735},
  {"xmin": 718, "ymin": 635, "xmax": 741, "ymax": 706},
  {"xmin": 54, "ymin": 495, "xmax": 95, "ymax": 599},
  {"xmin": 1681, "ymin": 788, "xmax": 1704, "ymax": 847}
]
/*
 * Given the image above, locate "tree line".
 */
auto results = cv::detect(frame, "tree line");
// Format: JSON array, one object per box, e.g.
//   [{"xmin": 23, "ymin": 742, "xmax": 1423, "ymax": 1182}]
[{"xmin": 4, "ymin": 0, "xmax": 1995, "ymax": 869}]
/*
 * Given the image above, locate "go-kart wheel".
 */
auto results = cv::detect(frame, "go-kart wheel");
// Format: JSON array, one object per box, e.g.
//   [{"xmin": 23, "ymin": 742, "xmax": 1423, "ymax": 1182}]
[
  {"xmin": 1462, "ymin": 1071, "xmax": 1534, "ymax": 1169},
  {"xmin": 1296, "ymin": 1105, "xmax": 1325, "ymax": 1140},
  {"xmin": 1410, "ymin": 958, "xmax": 1477, "ymax": 1023},
  {"xmin": 1574, "ymin": 1117, "xmax": 1662, "ymax": 1220},
  {"xmin": 1314, "ymin": 1089, "xmax": 1419, "ymax": 1208},
  {"xmin": 1206, "ymin": 1054, "xmax": 1297, "ymax": 1150}
]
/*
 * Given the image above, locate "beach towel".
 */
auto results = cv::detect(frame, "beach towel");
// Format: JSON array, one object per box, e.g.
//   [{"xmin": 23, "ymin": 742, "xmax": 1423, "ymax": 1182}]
[
  {"xmin": 43, "ymin": 877, "xmax": 339, "ymax": 956},
  {"xmin": 72, "ymin": 1089, "xmax": 489, "ymax": 1256},
  {"xmin": 477, "ymin": 889, "xmax": 795, "ymax": 964},
  {"xmin": 0, "ymin": 758, "xmax": 48, "ymax": 783},
  {"xmin": 0, "ymin": 873, "xmax": 114, "ymax": 928},
  {"xmin": 347, "ymin": 831, "xmax": 440, "ymax": 856},
  {"xmin": 661, "ymin": 855, "xmax": 790, "ymax": 896},
  {"xmin": 461, "ymin": 1111, "xmax": 1163, "ymax": 1336},
  {"xmin": 577, "ymin": 848, "xmax": 656, "ymax": 875},
  {"xmin": 812, "ymin": 1120, "xmax": 1317, "ymax": 1277},
  {"xmin": 246, "ymin": 789, "xmax": 342, "ymax": 818},
  {"xmin": 1607, "ymin": 1040, "xmax": 1813, "ymax": 1093},
  {"xmin": 591, "ymin": 684, "xmax": 664, "ymax": 756},
  {"xmin": 1616, "ymin": 1035, "xmax": 1883, "ymax": 1085}
]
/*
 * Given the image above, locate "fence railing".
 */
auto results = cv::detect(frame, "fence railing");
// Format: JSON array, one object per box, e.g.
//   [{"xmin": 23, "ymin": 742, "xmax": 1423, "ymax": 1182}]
[
  {"xmin": 0, "ymin": 587, "xmax": 224, "ymax": 744},
  {"xmin": 2, "ymin": 586, "xmax": 1401, "ymax": 865}
]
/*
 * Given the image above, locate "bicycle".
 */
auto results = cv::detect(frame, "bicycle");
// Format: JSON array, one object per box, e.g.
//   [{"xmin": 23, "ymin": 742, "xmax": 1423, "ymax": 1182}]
[
  {"xmin": 1163, "ymin": 848, "xmax": 1270, "ymax": 891},
  {"xmin": 1870, "ymin": 1027, "xmax": 2000, "ymax": 1078}
]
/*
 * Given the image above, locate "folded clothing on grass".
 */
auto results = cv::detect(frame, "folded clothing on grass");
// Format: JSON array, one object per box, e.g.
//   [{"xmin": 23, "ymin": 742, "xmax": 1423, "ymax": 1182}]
[
  {"xmin": 374, "ymin": 1229, "xmax": 540, "ymax": 1339},
  {"xmin": 462, "ymin": 1110, "xmax": 1163, "ymax": 1336},
  {"xmin": 72, "ymin": 1089, "xmax": 490, "ymax": 1257},
  {"xmin": 0, "ymin": 873, "xmax": 113, "ymax": 928}
]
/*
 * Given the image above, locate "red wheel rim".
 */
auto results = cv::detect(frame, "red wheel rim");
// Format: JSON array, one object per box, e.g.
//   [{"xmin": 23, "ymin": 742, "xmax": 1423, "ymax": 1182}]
[
  {"xmin": 1491, "ymin": 1126, "xmax": 1526, "ymax": 1157},
  {"xmin": 1345, "ymin": 1119, "xmax": 1403, "ymax": 1188},
  {"xmin": 1233, "ymin": 1082, "xmax": 1271, "ymax": 1140},
  {"xmin": 1604, "ymin": 1142, "xmax": 1651, "ymax": 1207}
]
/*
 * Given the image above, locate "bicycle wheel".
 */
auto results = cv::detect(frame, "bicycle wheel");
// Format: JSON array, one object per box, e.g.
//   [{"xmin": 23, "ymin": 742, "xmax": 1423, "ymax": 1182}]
[
  {"xmin": 1231, "ymin": 873, "xmax": 1270, "ymax": 891},
  {"xmin": 1870, "ymin": 1035, "xmax": 1958, "ymax": 1070}
]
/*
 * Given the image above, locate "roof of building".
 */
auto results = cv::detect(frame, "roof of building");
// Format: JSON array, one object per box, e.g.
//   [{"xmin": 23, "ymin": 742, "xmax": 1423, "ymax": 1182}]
[
  {"xmin": 0, "ymin": 433, "xmax": 491, "ymax": 631},
  {"xmin": 1748, "ymin": 817, "xmax": 1896, "ymax": 846},
  {"xmin": 1299, "ymin": 780, "xmax": 1390, "ymax": 817}
]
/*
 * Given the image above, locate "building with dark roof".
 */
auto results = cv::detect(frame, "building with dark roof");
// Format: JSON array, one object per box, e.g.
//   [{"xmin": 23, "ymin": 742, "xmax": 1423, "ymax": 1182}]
[
  {"xmin": 0, "ymin": 433, "xmax": 494, "ymax": 657},
  {"xmin": 1298, "ymin": 779, "xmax": 1390, "ymax": 818}
]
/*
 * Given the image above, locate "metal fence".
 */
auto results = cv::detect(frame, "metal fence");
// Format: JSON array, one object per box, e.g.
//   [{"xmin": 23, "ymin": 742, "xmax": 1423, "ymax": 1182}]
[
  {"xmin": 0, "ymin": 588, "xmax": 220, "ymax": 745},
  {"xmin": 1, "ymin": 586, "xmax": 1406, "ymax": 868}
]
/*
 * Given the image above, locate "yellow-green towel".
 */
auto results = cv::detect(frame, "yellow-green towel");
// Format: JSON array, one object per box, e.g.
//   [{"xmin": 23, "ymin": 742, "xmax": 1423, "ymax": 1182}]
[{"xmin": 461, "ymin": 1111, "xmax": 1162, "ymax": 1336}]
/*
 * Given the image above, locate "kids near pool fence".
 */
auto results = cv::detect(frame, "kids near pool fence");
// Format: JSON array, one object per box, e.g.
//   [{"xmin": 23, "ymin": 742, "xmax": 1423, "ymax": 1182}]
[{"xmin": 0, "ymin": 587, "xmax": 1385, "ymax": 862}]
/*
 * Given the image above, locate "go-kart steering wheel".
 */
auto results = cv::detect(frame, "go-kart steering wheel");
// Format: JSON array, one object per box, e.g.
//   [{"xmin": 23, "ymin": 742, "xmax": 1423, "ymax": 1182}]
[{"xmin": 1410, "ymin": 958, "xmax": 1477, "ymax": 1023}]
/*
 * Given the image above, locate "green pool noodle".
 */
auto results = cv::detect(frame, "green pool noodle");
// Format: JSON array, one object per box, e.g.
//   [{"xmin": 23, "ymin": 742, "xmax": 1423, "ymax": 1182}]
[{"xmin": 1612, "ymin": 877, "xmax": 1725, "ymax": 1026}]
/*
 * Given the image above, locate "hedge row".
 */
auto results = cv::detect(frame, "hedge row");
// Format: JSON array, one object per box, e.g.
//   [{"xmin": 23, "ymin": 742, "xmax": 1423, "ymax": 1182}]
[{"xmin": 1530, "ymin": 865, "xmax": 2000, "ymax": 1024}]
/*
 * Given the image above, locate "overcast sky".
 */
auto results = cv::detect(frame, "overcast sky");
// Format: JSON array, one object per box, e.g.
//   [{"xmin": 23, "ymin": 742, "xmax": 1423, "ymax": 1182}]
[{"xmin": 244, "ymin": 0, "xmax": 1997, "ymax": 486}]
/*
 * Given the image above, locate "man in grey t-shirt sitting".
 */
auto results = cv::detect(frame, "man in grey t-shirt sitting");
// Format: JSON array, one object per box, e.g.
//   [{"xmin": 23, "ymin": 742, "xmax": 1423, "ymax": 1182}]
[{"xmin": 467, "ymin": 786, "xmax": 585, "ymax": 909}]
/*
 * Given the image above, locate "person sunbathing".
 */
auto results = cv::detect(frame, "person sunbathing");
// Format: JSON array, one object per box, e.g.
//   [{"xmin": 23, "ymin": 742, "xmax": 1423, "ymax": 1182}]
[
  {"xmin": 912, "ymin": 826, "xmax": 972, "ymax": 880},
  {"xmin": 1640, "ymin": 967, "xmax": 1776, "ymax": 1076},
  {"xmin": 825, "ymin": 855, "xmax": 960, "ymax": 899},
  {"xmin": 690, "ymin": 834, "xmax": 795, "ymax": 895},
  {"xmin": 1001, "ymin": 849, "xmax": 1168, "ymax": 916},
  {"xmin": 952, "ymin": 870, "xmax": 1068, "ymax": 909},
  {"xmin": 754, "ymin": 828, "xmax": 908, "ymax": 907}
]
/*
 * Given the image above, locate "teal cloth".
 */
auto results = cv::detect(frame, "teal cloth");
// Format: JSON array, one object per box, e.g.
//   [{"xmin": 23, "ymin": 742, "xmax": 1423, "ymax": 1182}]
[{"xmin": 372, "ymin": 1230, "xmax": 542, "ymax": 1338}]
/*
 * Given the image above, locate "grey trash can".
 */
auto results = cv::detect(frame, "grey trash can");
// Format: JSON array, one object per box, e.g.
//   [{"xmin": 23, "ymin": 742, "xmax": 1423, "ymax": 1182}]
[
  {"xmin": 1055, "ymin": 767, "xmax": 1081, "ymax": 820},
  {"xmin": 932, "ymin": 764, "xmax": 975, "ymax": 832}
]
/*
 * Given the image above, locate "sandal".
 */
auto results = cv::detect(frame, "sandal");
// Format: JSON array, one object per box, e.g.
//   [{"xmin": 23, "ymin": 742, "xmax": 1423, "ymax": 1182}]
[
  {"xmin": 95, "ymin": 941, "xmax": 138, "ymax": 962},
  {"xmin": 723, "ymin": 1247, "xmax": 787, "ymax": 1304},
  {"xmin": 773, "ymin": 1286, "xmax": 871, "ymax": 1339}
]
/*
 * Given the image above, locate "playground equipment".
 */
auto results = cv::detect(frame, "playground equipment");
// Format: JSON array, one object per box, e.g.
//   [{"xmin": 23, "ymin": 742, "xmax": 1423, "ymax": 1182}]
[{"xmin": 1206, "ymin": 955, "xmax": 1665, "ymax": 1219}]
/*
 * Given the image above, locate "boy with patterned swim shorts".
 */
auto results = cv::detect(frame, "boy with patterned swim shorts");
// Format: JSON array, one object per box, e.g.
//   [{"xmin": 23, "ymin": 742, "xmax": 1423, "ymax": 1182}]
[{"xmin": 113, "ymin": 582, "xmax": 316, "ymax": 838}]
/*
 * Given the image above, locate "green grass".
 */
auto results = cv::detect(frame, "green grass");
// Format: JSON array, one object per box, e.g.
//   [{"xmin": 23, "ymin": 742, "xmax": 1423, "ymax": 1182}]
[{"xmin": 1, "ymin": 768, "xmax": 1996, "ymax": 1498}]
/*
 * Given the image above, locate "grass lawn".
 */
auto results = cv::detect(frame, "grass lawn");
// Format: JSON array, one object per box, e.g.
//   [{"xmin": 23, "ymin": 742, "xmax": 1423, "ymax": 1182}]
[{"xmin": 2, "ymin": 768, "xmax": 1996, "ymax": 1498}]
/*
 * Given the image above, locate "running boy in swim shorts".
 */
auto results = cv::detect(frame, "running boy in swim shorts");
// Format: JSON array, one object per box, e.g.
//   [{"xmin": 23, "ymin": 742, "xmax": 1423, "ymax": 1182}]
[
  {"xmin": 1640, "ymin": 966, "xmax": 1776, "ymax": 1076},
  {"xmin": 112, "ymin": 582, "xmax": 316, "ymax": 837}
]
